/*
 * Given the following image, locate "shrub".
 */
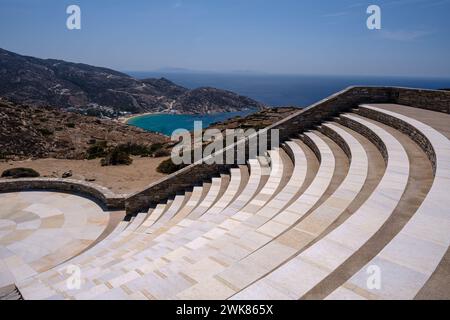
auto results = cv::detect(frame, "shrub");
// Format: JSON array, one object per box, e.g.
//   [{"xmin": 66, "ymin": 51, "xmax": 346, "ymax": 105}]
[
  {"xmin": 101, "ymin": 148, "xmax": 133, "ymax": 166},
  {"xmin": 38, "ymin": 128, "xmax": 53, "ymax": 136},
  {"xmin": 1, "ymin": 168, "xmax": 40, "ymax": 178},
  {"xmin": 149, "ymin": 143, "xmax": 164, "ymax": 154},
  {"xmin": 116, "ymin": 143, "xmax": 151, "ymax": 156},
  {"xmin": 156, "ymin": 158, "xmax": 186, "ymax": 174},
  {"xmin": 153, "ymin": 149, "xmax": 170, "ymax": 157},
  {"xmin": 86, "ymin": 141, "xmax": 108, "ymax": 159}
]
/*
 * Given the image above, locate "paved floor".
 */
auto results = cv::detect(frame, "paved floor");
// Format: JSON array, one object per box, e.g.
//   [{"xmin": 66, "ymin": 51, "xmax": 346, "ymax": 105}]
[{"xmin": 0, "ymin": 191, "xmax": 110, "ymax": 288}]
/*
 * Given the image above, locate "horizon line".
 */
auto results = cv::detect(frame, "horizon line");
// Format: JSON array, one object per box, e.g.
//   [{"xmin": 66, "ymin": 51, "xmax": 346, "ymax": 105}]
[{"xmin": 123, "ymin": 70, "xmax": 450, "ymax": 80}]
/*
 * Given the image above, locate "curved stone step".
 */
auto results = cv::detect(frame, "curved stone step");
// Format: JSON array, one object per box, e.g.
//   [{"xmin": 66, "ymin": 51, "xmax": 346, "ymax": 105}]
[
  {"xmin": 147, "ymin": 149, "xmax": 291, "ymax": 251},
  {"xmin": 144, "ymin": 194, "xmax": 188, "ymax": 233},
  {"xmin": 146, "ymin": 169, "xmax": 244, "ymax": 246},
  {"xmin": 124, "ymin": 213, "xmax": 148, "ymax": 232},
  {"xmin": 102, "ymin": 146, "xmax": 300, "ymax": 300},
  {"xmin": 242, "ymin": 140, "xmax": 312, "ymax": 229},
  {"xmin": 171, "ymin": 146, "xmax": 297, "ymax": 251},
  {"xmin": 14, "ymin": 159, "xmax": 257, "ymax": 299},
  {"xmin": 179, "ymin": 126, "xmax": 361, "ymax": 299},
  {"xmin": 200, "ymin": 168, "xmax": 243, "ymax": 217},
  {"xmin": 110, "ymin": 194, "xmax": 190, "ymax": 249},
  {"xmin": 162, "ymin": 186, "xmax": 205, "ymax": 227},
  {"xmin": 40, "ymin": 147, "xmax": 295, "ymax": 299},
  {"xmin": 327, "ymin": 105, "xmax": 450, "ymax": 300},
  {"xmin": 188, "ymin": 176, "xmax": 228, "ymax": 220},
  {"xmin": 137, "ymin": 200, "xmax": 173, "ymax": 231},
  {"xmin": 134, "ymin": 138, "xmax": 319, "ymax": 299},
  {"xmin": 68, "ymin": 164, "xmax": 249, "ymax": 272},
  {"xmin": 232, "ymin": 113, "xmax": 409, "ymax": 300},
  {"xmin": 212, "ymin": 158, "xmax": 267, "ymax": 222},
  {"xmin": 0, "ymin": 285, "xmax": 23, "ymax": 300}
]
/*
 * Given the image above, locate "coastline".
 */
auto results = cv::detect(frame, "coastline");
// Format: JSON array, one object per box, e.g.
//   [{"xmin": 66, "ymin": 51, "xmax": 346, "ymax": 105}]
[
  {"xmin": 118, "ymin": 112, "xmax": 162, "ymax": 124},
  {"xmin": 118, "ymin": 107, "xmax": 259, "ymax": 125}
]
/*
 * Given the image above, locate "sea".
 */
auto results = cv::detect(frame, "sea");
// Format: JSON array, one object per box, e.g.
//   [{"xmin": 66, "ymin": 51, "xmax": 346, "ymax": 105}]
[
  {"xmin": 126, "ymin": 72, "xmax": 450, "ymax": 135},
  {"xmin": 127, "ymin": 110, "xmax": 256, "ymax": 136}
]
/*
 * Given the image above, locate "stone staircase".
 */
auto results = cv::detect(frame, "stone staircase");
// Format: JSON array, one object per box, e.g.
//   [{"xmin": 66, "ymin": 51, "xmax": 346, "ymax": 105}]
[
  {"xmin": 8, "ymin": 102, "xmax": 450, "ymax": 300},
  {"xmin": 0, "ymin": 285, "xmax": 23, "ymax": 300}
]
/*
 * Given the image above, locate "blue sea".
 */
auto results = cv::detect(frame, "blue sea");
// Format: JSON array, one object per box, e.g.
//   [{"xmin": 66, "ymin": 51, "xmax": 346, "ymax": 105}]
[
  {"xmin": 127, "ymin": 110, "xmax": 256, "ymax": 136},
  {"xmin": 126, "ymin": 72, "xmax": 450, "ymax": 135}
]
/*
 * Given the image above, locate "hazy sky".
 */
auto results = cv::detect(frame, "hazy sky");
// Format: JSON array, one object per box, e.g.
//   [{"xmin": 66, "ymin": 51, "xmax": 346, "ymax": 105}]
[{"xmin": 1, "ymin": 0, "xmax": 449, "ymax": 77}]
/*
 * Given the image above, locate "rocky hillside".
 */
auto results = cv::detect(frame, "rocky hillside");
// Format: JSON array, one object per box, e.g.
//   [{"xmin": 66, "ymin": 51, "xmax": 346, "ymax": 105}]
[
  {"xmin": 0, "ymin": 98, "xmax": 168, "ymax": 160},
  {"xmin": 172, "ymin": 87, "xmax": 264, "ymax": 114},
  {"xmin": 0, "ymin": 48, "xmax": 265, "ymax": 115}
]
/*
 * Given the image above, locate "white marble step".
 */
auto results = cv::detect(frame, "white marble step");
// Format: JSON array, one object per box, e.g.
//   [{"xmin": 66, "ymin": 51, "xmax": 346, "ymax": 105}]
[
  {"xmin": 14, "ymin": 162, "xmax": 251, "ymax": 298},
  {"xmin": 136, "ymin": 200, "xmax": 173, "ymax": 232},
  {"xmin": 233, "ymin": 113, "xmax": 409, "ymax": 300},
  {"xmin": 191, "ymin": 123, "xmax": 369, "ymax": 299},
  {"xmin": 188, "ymin": 176, "xmax": 226, "ymax": 219},
  {"xmin": 38, "ymin": 176, "xmax": 223, "ymax": 286},
  {"xmin": 85, "ymin": 141, "xmax": 308, "ymax": 294},
  {"xmin": 15, "ymin": 219, "xmax": 127, "ymax": 300},
  {"xmin": 30, "ymin": 148, "xmax": 287, "ymax": 299},
  {"xmin": 200, "ymin": 168, "xmax": 242, "ymax": 217},
  {"xmin": 125, "ymin": 213, "xmax": 148, "ymax": 232},
  {"xmin": 176, "ymin": 133, "xmax": 338, "ymax": 299},
  {"xmin": 229, "ymin": 148, "xmax": 289, "ymax": 220},
  {"xmin": 327, "ymin": 105, "xmax": 450, "ymax": 300},
  {"xmin": 168, "ymin": 186, "xmax": 204, "ymax": 223},
  {"xmin": 146, "ymin": 150, "xmax": 287, "ymax": 251},
  {"xmin": 81, "ymin": 147, "xmax": 294, "ymax": 299},
  {"xmin": 215, "ymin": 158, "xmax": 267, "ymax": 220},
  {"xmin": 144, "ymin": 194, "xmax": 187, "ymax": 234}
]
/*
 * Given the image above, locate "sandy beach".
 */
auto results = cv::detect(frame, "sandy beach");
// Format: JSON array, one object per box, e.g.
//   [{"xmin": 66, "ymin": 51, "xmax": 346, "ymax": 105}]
[
  {"xmin": 117, "ymin": 112, "xmax": 154, "ymax": 124},
  {"xmin": 117, "ymin": 111, "xmax": 173, "ymax": 124}
]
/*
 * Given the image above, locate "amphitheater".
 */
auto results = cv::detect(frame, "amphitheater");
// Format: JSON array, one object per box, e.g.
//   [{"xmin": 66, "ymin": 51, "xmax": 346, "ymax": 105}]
[{"xmin": 0, "ymin": 86, "xmax": 449, "ymax": 300}]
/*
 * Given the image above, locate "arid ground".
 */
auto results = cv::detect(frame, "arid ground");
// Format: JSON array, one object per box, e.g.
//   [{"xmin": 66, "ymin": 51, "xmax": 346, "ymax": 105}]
[{"xmin": 0, "ymin": 156, "xmax": 170, "ymax": 195}]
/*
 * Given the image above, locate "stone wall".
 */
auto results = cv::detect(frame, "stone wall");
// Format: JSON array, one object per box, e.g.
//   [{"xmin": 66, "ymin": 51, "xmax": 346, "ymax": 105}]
[
  {"xmin": 0, "ymin": 178, "xmax": 125, "ymax": 210},
  {"xmin": 318, "ymin": 125, "xmax": 352, "ymax": 160},
  {"xmin": 124, "ymin": 86, "xmax": 450, "ymax": 214},
  {"xmin": 394, "ymin": 88, "xmax": 450, "ymax": 114},
  {"xmin": 355, "ymin": 106, "xmax": 436, "ymax": 174},
  {"xmin": 336, "ymin": 115, "xmax": 389, "ymax": 164}
]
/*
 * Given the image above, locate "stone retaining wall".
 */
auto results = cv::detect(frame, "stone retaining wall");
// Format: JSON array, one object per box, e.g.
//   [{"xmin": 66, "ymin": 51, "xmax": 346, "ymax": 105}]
[
  {"xmin": 0, "ymin": 178, "xmax": 125, "ymax": 210},
  {"xmin": 318, "ymin": 124, "xmax": 352, "ymax": 160},
  {"xmin": 395, "ymin": 88, "xmax": 450, "ymax": 114},
  {"xmin": 355, "ymin": 106, "xmax": 437, "ymax": 174},
  {"xmin": 336, "ymin": 116, "xmax": 389, "ymax": 164}
]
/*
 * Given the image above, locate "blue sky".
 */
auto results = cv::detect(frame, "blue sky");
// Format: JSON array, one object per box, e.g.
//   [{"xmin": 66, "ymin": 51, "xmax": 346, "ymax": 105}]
[{"xmin": 0, "ymin": 0, "xmax": 449, "ymax": 77}]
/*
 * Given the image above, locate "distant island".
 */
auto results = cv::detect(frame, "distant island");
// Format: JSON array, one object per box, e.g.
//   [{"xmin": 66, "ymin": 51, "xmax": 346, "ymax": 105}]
[{"xmin": 0, "ymin": 48, "xmax": 265, "ymax": 117}]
